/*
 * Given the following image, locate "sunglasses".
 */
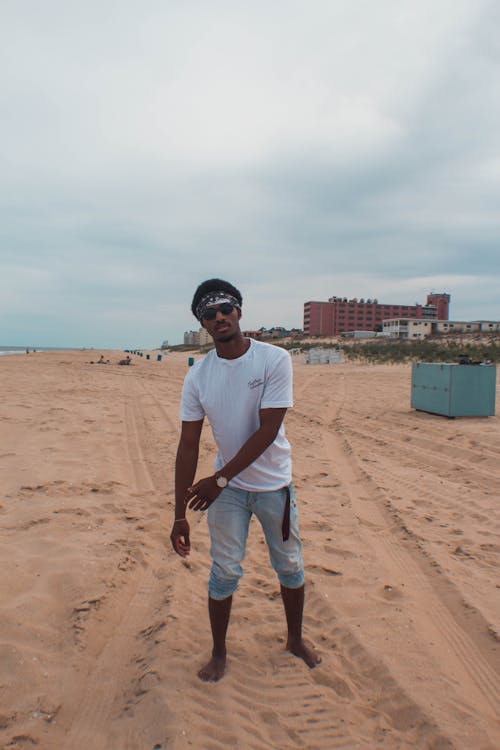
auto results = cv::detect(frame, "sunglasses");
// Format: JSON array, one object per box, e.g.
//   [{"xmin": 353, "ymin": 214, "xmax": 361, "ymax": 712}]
[{"xmin": 202, "ymin": 303, "xmax": 235, "ymax": 321}]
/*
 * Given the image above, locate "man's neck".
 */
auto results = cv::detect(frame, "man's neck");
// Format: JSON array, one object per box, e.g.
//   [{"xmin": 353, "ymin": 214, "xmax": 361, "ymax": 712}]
[{"xmin": 214, "ymin": 333, "xmax": 250, "ymax": 360}]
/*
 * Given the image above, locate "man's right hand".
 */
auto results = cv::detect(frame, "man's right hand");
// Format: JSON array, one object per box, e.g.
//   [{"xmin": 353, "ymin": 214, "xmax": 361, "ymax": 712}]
[{"xmin": 170, "ymin": 518, "xmax": 191, "ymax": 557}]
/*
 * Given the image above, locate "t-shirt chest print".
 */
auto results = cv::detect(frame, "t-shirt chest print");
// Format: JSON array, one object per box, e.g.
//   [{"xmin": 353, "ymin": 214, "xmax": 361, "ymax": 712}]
[{"xmin": 248, "ymin": 377, "xmax": 265, "ymax": 390}]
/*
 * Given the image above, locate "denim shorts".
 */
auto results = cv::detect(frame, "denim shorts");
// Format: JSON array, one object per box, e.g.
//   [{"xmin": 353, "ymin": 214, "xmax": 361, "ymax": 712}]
[{"xmin": 207, "ymin": 484, "xmax": 304, "ymax": 600}]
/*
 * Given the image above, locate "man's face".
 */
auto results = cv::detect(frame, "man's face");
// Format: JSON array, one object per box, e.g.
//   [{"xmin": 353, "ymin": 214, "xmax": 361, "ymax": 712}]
[{"xmin": 201, "ymin": 303, "xmax": 241, "ymax": 343}]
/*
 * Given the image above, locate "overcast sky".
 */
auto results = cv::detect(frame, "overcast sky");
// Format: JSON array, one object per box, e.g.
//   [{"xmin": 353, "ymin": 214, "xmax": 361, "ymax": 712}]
[{"xmin": 1, "ymin": 0, "xmax": 499, "ymax": 348}]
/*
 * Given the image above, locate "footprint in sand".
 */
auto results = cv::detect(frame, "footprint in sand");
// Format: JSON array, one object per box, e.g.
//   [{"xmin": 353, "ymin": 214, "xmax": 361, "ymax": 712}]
[{"xmin": 312, "ymin": 669, "xmax": 354, "ymax": 698}]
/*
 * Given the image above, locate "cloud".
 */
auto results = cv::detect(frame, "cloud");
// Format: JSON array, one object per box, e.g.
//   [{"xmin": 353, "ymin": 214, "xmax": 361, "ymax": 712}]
[{"xmin": 0, "ymin": 1, "xmax": 499, "ymax": 346}]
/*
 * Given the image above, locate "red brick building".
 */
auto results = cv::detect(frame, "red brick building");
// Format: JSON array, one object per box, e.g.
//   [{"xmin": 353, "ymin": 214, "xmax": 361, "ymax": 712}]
[{"xmin": 303, "ymin": 293, "xmax": 450, "ymax": 337}]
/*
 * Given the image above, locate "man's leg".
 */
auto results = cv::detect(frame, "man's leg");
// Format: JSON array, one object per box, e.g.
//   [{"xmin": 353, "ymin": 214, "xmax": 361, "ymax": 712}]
[
  {"xmin": 254, "ymin": 486, "xmax": 320, "ymax": 668},
  {"xmin": 198, "ymin": 595, "xmax": 232, "ymax": 682},
  {"xmin": 202, "ymin": 487, "xmax": 251, "ymax": 681},
  {"xmin": 280, "ymin": 584, "xmax": 321, "ymax": 668}
]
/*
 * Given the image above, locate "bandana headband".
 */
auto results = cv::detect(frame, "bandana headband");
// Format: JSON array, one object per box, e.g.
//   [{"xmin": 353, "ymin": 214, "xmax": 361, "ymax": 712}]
[{"xmin": 196, "ymin": 292, "xmax": 241, "ymax": 321}]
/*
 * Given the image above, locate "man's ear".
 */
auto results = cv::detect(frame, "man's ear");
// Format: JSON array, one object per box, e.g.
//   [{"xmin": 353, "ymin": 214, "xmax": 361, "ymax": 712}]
[{"xmin": 200, "ymin": 319, "xmax": 207, "ymax": 329}]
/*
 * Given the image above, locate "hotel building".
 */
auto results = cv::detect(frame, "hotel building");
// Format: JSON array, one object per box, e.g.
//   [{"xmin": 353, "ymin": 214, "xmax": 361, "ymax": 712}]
[
  {"xmin": 383, "ymin": 318, "xmax": 500, "ymax": 339},
  {"xmin": 303, "ymin": 293, "xmax": 450, "ymax": 337}
]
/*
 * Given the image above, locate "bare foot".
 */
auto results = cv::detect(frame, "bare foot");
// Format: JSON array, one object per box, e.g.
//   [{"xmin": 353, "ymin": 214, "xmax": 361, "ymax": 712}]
[
  {"xmin": 286, "ymin": 638, "xmax": 321, "ymax": 668},
  {"xmin": 197, "ymin": 654, "xmax": 226, "ymax": 682}
]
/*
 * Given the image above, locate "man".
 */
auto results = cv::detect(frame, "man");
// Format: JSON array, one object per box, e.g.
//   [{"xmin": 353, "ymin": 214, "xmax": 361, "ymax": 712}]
[{"xmin": 170, "ymin": 278, "xmax": 320, "ymax": 682}]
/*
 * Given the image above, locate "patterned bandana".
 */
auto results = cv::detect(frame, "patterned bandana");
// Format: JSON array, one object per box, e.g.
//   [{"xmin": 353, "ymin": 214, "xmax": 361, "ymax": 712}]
[{"xmin": 195, "ymin": 292, "xmax": 241, "ymax": 321}]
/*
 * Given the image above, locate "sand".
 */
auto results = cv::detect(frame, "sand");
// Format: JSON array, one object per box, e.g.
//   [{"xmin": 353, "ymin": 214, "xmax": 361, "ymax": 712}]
[{"xmin": 0, "ymin": 349, "xmax": 499, "ymax": 750}]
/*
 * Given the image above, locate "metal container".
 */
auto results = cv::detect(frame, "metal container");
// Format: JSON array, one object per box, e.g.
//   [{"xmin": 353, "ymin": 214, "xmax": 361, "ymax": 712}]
[{"xmin": 411, "ymin": 363, "xmax": 496, "ymax": 417}]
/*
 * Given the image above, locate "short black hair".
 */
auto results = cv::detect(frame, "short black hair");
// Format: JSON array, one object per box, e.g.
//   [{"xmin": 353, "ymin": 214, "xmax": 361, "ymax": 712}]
[{"xmin": 191, "ymin": 278, "xmax": 243, "ymax": 319}]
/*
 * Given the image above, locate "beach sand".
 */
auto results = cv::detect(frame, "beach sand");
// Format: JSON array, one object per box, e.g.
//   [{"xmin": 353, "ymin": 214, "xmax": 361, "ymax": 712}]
[{"xmin": 0, "ymin": 350, "xmax": 499, "ymax": 750}]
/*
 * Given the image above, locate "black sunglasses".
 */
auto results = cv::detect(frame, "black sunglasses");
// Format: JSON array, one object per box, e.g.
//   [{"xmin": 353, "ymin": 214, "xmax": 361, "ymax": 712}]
[{"xmin": 202, "ymin": 303, "xmax": 235, "ymax": 321}]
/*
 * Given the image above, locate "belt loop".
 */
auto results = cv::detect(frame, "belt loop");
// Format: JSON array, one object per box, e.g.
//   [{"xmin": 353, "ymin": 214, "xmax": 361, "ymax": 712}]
[{"xmin": 281, "ymin": 485, "xmax": 291, "ymax": 542}]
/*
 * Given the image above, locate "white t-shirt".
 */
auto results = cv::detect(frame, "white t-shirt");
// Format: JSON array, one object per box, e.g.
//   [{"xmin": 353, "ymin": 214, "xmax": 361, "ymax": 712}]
[{"xmin": 180, "ymin": 338, "xmax": 293, "ymax": 491}]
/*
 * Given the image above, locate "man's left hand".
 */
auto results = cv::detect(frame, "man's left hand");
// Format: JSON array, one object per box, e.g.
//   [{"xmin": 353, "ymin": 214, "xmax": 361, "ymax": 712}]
[{"xmin": 185, "ymin": 475, "xmax": 222, "ymax": 511}]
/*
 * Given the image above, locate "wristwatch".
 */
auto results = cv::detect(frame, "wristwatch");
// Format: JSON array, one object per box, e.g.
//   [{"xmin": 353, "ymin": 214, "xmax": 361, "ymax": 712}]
[{"xmin": 215, "ymin": 474, "xmax": 228, "ymax": 489}]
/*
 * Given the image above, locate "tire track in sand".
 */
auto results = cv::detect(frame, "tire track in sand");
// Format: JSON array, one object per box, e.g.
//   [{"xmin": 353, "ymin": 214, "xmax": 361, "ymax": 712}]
[
  {"xmin": 62, "ymin": 567, "xmax": 159, "ymax": 750},
  {"xmin": 123, "ymin": 381, "xmax": 157, "ymax": 494},
  {"xmin": 286, "ymin": 368, "xmax": 498, "ymax": 748},
  {"xmin": 61, "ymin": 376, "xmax": 174, "ymax": 750},
  {"xmin": 320, "ymin": 406, "xmax": 500, "ymax": 743}
]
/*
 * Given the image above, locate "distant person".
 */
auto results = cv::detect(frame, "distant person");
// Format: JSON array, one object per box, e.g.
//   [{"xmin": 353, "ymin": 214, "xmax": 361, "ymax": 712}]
[
  {"xmin": 170, "ymin": 278, "xmax": 320, "ymax": 682},
  {"xmin": 118, "ymin": 355, "xmax": 132, "ymax": 366}
]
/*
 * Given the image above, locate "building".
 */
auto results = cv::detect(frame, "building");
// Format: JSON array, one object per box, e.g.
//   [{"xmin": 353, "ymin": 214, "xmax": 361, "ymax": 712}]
[
  {"xmin": 383, "ymin": 319, "xmax": 434, "ymax": 339},
  {"xmin": 183, "ymin": 328, "xmax": 212, "ymax": 347},
  {"xmin": 183, "ymin": 330, "xmax": 200, "ymax": 346},
  {"xmin": 383, "ymin": 318, "xmax": 500, "ymax": 339},
  {"xmin": 198, "ymin": 328, "xmax": 211, "ymax": 346},
  {"xmin": 303, "ymin": 293, "xmax": 450, "ymax": 337}
]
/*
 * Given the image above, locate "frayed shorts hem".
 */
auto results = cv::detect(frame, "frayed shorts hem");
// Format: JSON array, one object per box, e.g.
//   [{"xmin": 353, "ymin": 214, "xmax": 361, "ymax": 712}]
[
  {"xmin": 208, "ymin": 573, "xmax": 239, "ymax": 601},
  {"xmin": 277, "ymin": 570, "xmax": 304, "ymax": 590},
  {"xmin": 208, "ymin": 570, "xmax": 304, "ymax": 601}
]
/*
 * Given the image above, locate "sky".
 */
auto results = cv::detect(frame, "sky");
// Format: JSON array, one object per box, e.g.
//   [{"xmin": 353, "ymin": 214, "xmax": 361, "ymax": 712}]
[{"xmin": 1, "ymin": 0, "xmax": 499, "ymax": 348}]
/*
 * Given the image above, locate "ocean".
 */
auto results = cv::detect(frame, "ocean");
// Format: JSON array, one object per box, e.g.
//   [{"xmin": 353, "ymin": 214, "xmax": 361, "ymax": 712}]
[{"xmin": 0, "ymin": 346, "xmax": 80, "ymax": 356}]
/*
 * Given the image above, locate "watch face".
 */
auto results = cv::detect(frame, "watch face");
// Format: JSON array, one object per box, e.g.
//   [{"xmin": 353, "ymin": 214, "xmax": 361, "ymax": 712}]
[{"xmin": 216, "ymin": 475, "xmax": 228, "ymax": 488}]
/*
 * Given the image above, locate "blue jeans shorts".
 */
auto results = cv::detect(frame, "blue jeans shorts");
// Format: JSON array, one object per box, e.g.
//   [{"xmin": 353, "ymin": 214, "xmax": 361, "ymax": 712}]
[{"xmin": 207, "ymin": 484, "xmax": 304, "ymax": 600}]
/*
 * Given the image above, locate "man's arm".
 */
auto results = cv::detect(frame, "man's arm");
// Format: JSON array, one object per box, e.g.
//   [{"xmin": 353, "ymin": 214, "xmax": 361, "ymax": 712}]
[
  {"xmin": 170, "ymin": 418, "xmax": 204, "ymax": 556},
  {"xmin": 185, "ymin": 407, "xmax": 287, "ymax": 511},
  {"xmin": 221, "ymin": 407, "xmax": 287, "ymax": 482}
]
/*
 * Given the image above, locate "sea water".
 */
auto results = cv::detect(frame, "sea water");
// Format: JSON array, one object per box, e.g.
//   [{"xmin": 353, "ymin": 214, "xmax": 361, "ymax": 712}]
[{"xmin": 0, "ymin": 346, "xmax": 79, "ymax": 356}]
